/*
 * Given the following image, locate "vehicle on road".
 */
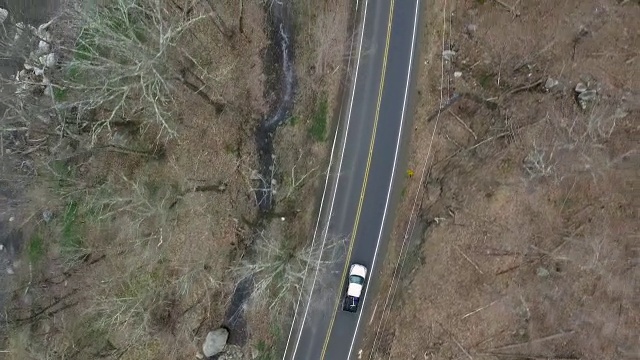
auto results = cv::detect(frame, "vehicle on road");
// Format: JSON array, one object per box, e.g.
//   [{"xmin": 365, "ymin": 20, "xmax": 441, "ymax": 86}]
[{"xmin": 343, "ymin": 263, "xmax": 367, "ymax": 313}]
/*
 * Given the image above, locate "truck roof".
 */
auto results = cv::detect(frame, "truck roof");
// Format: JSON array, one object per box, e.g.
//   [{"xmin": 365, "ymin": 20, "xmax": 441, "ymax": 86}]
[{"xmin": 347, "ymin": 283, "xmax": 363, "ymax": 297}]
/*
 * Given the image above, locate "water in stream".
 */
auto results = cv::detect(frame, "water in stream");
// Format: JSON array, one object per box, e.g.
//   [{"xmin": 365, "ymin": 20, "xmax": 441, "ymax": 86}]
[{"xmin": 223, "ymin": 0, "xmax": 297, "ymax": 346}]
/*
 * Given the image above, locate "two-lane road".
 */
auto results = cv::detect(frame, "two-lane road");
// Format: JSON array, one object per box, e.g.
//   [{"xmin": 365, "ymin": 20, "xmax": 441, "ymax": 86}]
[{"xmin": 285, "ymin": 0, "xmax": 422, "ymax": 358}]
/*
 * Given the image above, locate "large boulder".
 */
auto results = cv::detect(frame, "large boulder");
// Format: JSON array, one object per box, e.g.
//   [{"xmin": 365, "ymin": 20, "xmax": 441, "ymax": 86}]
[{"xmin": 202, "ymin": 328, "xmax": 229, "ymax": 358}]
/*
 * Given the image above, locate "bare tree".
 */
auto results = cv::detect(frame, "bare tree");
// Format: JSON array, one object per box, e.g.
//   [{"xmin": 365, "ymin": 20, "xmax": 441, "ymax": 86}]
[
  {"xmin": 57, "ymin": 0, "xmax": 212, "ymax": 141},
  {"xmin": 232, "ymin": 231, "xmax": 346, "ymax": 313}
]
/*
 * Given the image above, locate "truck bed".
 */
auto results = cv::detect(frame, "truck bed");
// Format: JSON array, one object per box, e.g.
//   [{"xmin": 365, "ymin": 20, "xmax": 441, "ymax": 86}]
[{"xmin": 343, "ymin": 295, "xmax": 360, "ymax": 313}]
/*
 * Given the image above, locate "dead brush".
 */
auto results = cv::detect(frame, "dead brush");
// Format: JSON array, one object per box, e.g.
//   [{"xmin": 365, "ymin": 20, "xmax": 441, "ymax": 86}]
[
  {"xmin": 546, "ymin": 104, "xmax": 628, "ymax": 182},
  {"xmin": 56, "ymin": 0, "xmax": 213, "ymax": 141},
  {"xmin": 523, "ymin": 142, "xmax": 556, "ymax": 179},
  {"xmin": 559, "ymin": 105, "xmax": 622, "ymax": 147},
  {"xmin": 85, "ymin": 175, "xmax": 176, "ymax": 247},
  {"xmin": 89, "ymin": 261, "xmax": 172, "ymax": 345},
  {"xmin": 231, "ymin": 231, "xmax": 346, "ymax": 313},
  {"xmin": 312, "ymin": 1, "xmax": 349, "ymax": 80}
]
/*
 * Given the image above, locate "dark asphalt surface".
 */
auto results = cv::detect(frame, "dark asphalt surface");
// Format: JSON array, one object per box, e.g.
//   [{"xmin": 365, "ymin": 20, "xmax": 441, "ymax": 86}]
[{"xmin": 284, "ymin": 0, "xmax": 422, "ymax": 359}]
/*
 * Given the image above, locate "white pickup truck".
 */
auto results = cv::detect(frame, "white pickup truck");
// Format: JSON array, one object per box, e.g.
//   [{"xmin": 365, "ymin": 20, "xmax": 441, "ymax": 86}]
[{"xmin": 342, "ymin": 263, "xmax": 367, "ymax": 313}]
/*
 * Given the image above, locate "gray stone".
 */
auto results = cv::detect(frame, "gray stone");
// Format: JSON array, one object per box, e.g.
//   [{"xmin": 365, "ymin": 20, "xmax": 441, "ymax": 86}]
[
  {"xmin": 578, "ymin": 89, "xmax": 597, "ymax": 109},
  {"xmin": 442, "ymin": 50, "xmax": 456, "ymax": 61},
  {"xmin": 574, "ymin": 82, "xmax": 588, "ymax": 93},
  {"xmin": 202, "ymin": 328, "xmax": 228, "ymax": 358},
  {"xmin": 38, "ymin": 40, "xmax": 50, "ymax": 54},
  {"xmin": 537, "ymin": 267, "xmax": 550, "ymax": 277},
  {"xmin": 544, "ymin": 77, "xmax": 559, "ymax": 90},
  {"xmin": 39, "ymin": 53, "xmax": 56, "ymax": 68},
  {"xmin": 42, "ymin": 209, "xmax": 53, "ymax": 223},
  {"xmin": 578, "ymin": 89, "xmax": 597, "ymax": 101}
]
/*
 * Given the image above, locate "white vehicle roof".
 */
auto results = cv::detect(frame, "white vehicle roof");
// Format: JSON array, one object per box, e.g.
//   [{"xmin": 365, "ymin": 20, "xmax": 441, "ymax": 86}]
[
  {"xmin": 347, "ymin": 283, "xmax": 363, "ymax": 297},
  {"xmin": 349, "ymin": 264, "xmax": 367, "ymax": 278},
  {"xmin": 347, "ymin": 264, "xmax": 367, "ymax": 297}
]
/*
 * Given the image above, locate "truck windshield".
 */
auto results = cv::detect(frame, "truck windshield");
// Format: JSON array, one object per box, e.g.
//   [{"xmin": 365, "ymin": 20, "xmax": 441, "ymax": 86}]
[{"xmin": 349, "ymin": 275, "xmax": 364, "ymax": 285}]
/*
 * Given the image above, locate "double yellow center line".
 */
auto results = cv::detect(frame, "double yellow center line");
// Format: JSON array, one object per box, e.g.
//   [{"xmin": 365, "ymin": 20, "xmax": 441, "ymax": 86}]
[{"xmin": 319, "ymin": 0, "xmax": 396, "ymax": 358}]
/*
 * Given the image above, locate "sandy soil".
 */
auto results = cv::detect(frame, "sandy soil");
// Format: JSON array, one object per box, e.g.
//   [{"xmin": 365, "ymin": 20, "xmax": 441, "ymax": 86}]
[{"xmin": 363, "ymin": 1, "xmax": 639, "ymax": 359}]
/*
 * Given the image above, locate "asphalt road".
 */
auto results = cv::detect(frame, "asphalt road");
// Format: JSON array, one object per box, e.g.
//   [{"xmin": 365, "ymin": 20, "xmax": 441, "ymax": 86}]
[{"xmin": 283, "ymin": 0, "xmax": 422, "ymax": 359}]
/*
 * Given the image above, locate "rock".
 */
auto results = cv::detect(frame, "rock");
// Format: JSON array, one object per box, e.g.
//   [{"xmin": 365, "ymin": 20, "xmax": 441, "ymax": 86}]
[
  {"xmin": 37, "ymin": 20, "xmax": 54, "ymax": 38},
  {"xmin": 6, "ymin": 267, "xmax": 14, "ymax": 275},
  {"xmin": 578, "ymin": 89, "xmax": 597, "ymax": 101},
  {"xmin": 16, "ymin": 69, "xmax": 26, "ymax": 81},
  {"xmin": 537, "ymin": 267, "xmax": 550, "ymax": 277},
  {"xmin": 464, "ymin": 24, "xmax": 478, "ymax": 35},
  {"xmin": 38, "ymin": 40, "xmax": 50, "ymax": 54},
  {"xmin": 442, "ymin": 50, "xmax": 456, "ymax": 61},
  {"xmin": 0, "ymin": 8, "xmax": 8, "ymax": 24},
  {"xmin": 454, "ymin": 71, "xmax": 463, "ymax": 78},
  {"xmin": 39, "ymin": 53, "xmax": 56, "ymax": 68},
  {"xmin": 578, "ymin": 89, "xmax": 597, "ymax": 109},
  {"xmin": 42, "ymin": 209, "xmax": 54, "ymax": 223},
  {"xmin": 202, "ymin": 328, "xmax": 228, "ymax": 358},
  {"xmin": 218, "ymin": 345, "xmax": 244, "ymax": 360},
  {"xmin": 195, "ymin": 353, "xmax": 204, "ymax": 359},
  {"xmin": 544, "ymin": 77, "xmax": 559, "ymax": 90},
  {"xmin": 44, "ymin": 85, "xmax": 53, "ymax": 98},
  {"xmin": 574, "ymin": 82, "xmax": 587, "ymax": 93}
]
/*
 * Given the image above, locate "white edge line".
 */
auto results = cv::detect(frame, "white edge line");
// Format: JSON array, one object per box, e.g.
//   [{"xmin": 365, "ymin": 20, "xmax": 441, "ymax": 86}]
[
  {"xmin": 285, "ymin": 0, "xmax": 369, "ymax": 358},
  {"xmin": 347, "ymin": 0, "xmax": 421, "ymax": 358},
  {"xmin": 370, "ymin": 0, "xmax": 446, "ymax": 355}
]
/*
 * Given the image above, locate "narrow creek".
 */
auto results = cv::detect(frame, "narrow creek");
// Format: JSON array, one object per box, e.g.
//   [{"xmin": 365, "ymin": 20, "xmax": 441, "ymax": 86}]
[{"xmin": 223, "ymin": 0, "xmax": 296, "ymax": 345}]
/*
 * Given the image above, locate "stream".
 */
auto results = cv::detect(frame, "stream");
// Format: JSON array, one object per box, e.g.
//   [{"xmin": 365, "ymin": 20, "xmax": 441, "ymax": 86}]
[{"xmin": 223, "ymin": 0, "xmax": 296, "ymax": 346}]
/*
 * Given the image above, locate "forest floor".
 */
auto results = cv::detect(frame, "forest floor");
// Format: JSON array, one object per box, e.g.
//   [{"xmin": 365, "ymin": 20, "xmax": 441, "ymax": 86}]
[
  {"xmin": 0, "ymin": 0, "xmax": 352, "ymax": 359},
  {"xmin": 363, "ymin": 1, "xmax": 639, "ymax": 359}
]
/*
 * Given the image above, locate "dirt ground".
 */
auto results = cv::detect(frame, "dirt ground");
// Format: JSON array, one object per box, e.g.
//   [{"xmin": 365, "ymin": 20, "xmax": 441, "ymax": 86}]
[
  {"xmin": 364, "ymin": 1, "xmax": 639, "ymax": 359},
  {"xmin": 0, "ymin": 0, "xmax": 351, "ymax": 359}
]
